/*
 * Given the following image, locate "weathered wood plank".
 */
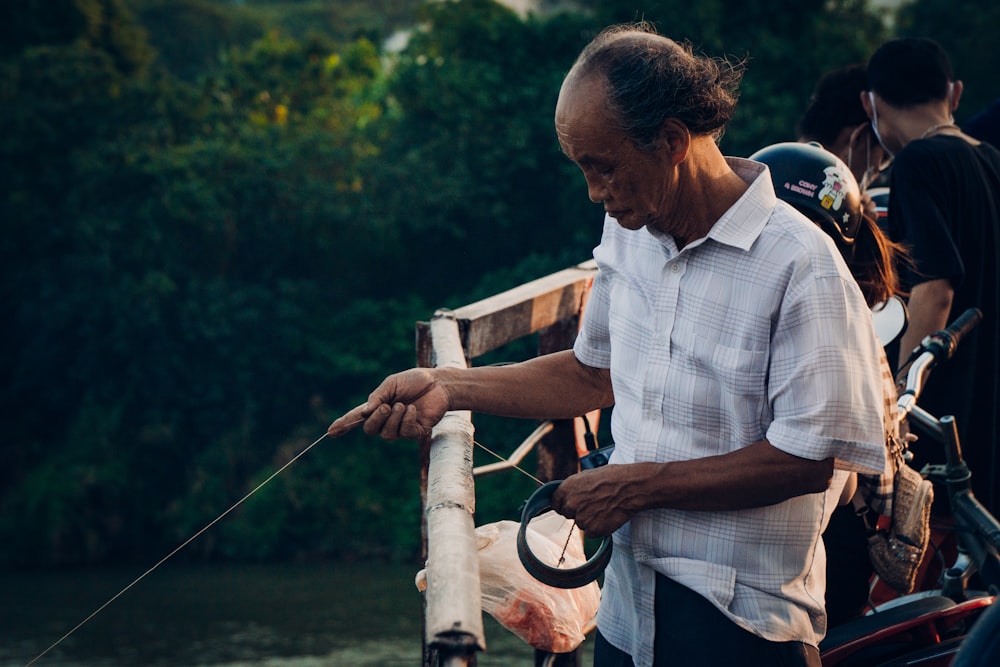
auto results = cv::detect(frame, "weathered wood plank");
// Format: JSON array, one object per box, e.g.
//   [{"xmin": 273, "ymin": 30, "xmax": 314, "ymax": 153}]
[{"xmin": 444, "ymin": 260, "xmax": 597, "ymax": 358}]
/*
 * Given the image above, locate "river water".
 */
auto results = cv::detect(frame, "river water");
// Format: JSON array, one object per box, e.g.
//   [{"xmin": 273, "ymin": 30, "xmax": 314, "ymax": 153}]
[{"xmin": 0, "ymin": 562, "xmax": 583, "ymax": 666}]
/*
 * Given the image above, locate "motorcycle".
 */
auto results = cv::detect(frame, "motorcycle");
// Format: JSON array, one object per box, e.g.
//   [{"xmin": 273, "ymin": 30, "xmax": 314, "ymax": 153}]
[{"xmin": 820, "ymin": 309, "xmax": 999, "ymax": 666}]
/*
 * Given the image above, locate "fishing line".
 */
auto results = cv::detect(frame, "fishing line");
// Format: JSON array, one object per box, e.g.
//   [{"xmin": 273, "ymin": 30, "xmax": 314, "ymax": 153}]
[
  {"xmin": 26, "ymin": 421, "xmax": 556, "ymax": 664},
  {"xmin": 473, "ymin": 439, "xmax": 543, "ymax": 486},
  {"xmin": 556, "ymin": 521, "xmax": 577, "ymax": 567},
  {"xmin": 24, "ymin": 422, "xmax": 363, "ymax": 667},
  {"xmin": 474, "ymin": 440, "xmax": 580, "ymax": 567}
]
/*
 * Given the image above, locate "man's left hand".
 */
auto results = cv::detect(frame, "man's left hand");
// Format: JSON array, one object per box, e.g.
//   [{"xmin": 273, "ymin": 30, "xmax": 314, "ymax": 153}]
[{"xmin": 550, "ymin": 466, "xmax": 636, "ymax": 537}]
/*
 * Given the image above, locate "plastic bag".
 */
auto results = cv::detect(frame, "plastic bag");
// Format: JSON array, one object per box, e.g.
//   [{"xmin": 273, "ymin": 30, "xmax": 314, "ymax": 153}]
[{"xmin": 416, "ymin": 511, "xmax": 600, "ymax": 653}]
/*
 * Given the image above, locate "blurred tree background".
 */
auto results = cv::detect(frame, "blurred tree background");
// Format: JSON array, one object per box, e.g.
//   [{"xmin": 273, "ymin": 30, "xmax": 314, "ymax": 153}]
[{"xmin": 1, "ymin": 0, "xmax": 996, "ymax": 568}]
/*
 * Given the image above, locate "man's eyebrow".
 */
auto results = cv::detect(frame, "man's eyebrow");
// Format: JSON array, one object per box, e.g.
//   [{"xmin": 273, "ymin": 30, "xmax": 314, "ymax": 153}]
[
  {"xmin": 557, "ymin": 143, "xmax": 592, "ymax": 165},
  {"xmin": 557, "ymin": 145, "xmax": 581, "ymax": 164}
]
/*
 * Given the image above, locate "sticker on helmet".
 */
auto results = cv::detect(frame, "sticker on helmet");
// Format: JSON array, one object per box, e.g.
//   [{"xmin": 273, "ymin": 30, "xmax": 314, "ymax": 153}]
[{"xmin": 819, "ymin": 166, "xmax": 848, "ymax": 211}]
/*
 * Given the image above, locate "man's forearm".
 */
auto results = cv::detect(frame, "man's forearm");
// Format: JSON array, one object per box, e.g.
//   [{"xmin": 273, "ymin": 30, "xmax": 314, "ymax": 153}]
[
  {"xmin": 552, "ymin": 439, "xmax": 836, "ymax": 535},
  {"xmin": 898, "ymin": 279, "xmax": 953, "ymax": 368},
  {"xmin": 438, "ymin": 349, "xmax": 614, "ymax": 420},
  {"xmin": 622, "ymin": 440, "xmax": 835, "ymax": 512}
]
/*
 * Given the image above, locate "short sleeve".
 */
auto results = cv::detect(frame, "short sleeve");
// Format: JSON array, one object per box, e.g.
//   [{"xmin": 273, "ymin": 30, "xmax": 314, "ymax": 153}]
[{"xmin": 765, "ymin": 272, "xmax": 888, "ymax": 476}]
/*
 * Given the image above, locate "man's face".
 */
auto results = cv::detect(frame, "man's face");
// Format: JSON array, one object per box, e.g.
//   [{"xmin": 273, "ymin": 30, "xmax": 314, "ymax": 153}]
[{"xmin": 555, "ymin": 74, "xmax": 677, "ymax": 232}]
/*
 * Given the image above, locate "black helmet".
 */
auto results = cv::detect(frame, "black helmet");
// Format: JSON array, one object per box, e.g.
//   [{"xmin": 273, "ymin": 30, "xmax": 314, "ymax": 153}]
[{"xmin": 749, "ymin": 142, "xmax": 863, "ymax": 249}]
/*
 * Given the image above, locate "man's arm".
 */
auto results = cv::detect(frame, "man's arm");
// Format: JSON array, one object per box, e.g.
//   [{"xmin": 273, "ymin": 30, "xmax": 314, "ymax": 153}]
[
  {"xmin": 327, "ymin": 349, "xmax": 613, "ymax": 440},
  {"xmin": 897, "ymin": 279, "xmax": 954, "ymax": 368},
  {"xmin": 552, "ymin": 440, "xmax": 835, "ymax": 536}
]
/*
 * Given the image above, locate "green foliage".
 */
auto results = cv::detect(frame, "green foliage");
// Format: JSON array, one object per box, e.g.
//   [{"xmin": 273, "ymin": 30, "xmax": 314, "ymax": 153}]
[
  {"xmin": 129, "ymin": 0, "xmax": 426, "ymax": 80},
  {"xmin": 0, "ymin": 398, "xmax": 133, "ymax": 564},
  {"xmin": 366, "ymin": 0, "xmax": 599, "ymax": 302},
  {"xmin": 0, "ymin": 0, "xmax": 154, "ymax": 72},
  {"xmin": 0, "ymin": 2, "xmax": 422, "ymax": 566},
  {"xmin": 895, "ymin": 0, "xmax": 1000, "ymax": 124},
  {"xmin": 129, "ymin": 0, "xmax": 265, "ymax": 81}
]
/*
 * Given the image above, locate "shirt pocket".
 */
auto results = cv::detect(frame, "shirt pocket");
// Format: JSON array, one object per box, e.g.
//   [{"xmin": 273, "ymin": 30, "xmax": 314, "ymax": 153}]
[
  {"xmin": 669, "ymin": 327, "xmax": 771, "ymax": 442},
  {"xmin": 670, "ymin": 326, "xmax": 768, "ymax": 399}
]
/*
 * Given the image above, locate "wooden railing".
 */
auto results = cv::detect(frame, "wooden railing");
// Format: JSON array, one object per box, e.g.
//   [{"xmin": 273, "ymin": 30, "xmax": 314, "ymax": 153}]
[{"xmin": 415, "ymin": 260, "xmax": 598, "ymax": 666}]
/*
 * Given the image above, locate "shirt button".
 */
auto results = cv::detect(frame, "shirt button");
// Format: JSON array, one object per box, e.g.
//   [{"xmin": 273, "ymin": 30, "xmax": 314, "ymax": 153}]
[{"xmin": 671, "ymin": 264, "xmax": 681, "ymax": 273}]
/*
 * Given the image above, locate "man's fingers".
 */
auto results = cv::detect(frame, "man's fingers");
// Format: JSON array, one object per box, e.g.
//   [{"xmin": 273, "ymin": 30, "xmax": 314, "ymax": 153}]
[
  {"xmin": 400, "ymin": 404, "xmax": 425, "ymax": 440},
  {"xmin": 363, "ymin": 403, "xmax": 393, "ymax": 436},
  {"xmin": 328, "ymin": 368, "xmax": 437, "ymax": 441},
  {"xmin": 327, "ymin": 402, "xmax": 374, "ymax": 437},
  {"xmin": 378, "ymin": 403, "xmax": 407, "ymax": 440},
  {"xmin": 550, "ymin": 486, "xmax": 572, "ymax": 518}
]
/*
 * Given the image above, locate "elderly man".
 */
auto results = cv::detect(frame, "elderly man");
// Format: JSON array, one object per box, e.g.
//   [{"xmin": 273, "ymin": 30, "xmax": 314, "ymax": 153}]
[{"xmin": 330, "ymin": 24, "xmax": 886, "ymax": 666}]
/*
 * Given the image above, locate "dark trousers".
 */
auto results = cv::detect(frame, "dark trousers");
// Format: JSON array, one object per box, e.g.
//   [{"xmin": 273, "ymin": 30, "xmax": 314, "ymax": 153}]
[
  {"xmin": 594, "ymin": 573, "xmax": 821, "ymax": 667},
  {"xmin": 823, "ymin": 505, "xmax": 874, "ymax": 626}
]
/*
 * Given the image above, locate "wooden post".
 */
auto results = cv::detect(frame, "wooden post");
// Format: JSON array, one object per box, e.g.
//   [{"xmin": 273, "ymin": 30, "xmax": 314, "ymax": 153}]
[
  {"xmin": 418, "ymin": 311, "xmax": 484, "ymax": 666},
  {"xmin": 412, "ymin": 262, "xmax": 599, "ymax": 666}
]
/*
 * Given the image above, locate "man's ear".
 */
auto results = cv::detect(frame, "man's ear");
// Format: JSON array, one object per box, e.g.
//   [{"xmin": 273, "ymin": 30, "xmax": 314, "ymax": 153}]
[
  {"xmin": 860, "ymin": 90, "xmax": 875, "ymax": 120},
  {"xmin": 950, "ymin": 80, "xmax": 964, "ymax": 113},
  {"xmin": 658, "ymin": 119, "xmax": 691, "ymax": 162}
]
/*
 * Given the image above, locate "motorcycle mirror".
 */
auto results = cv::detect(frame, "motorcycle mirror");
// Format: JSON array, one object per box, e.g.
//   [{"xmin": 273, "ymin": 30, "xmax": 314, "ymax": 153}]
[{"xmin": 871, "ymin": 295, "xmax": 908, "ymax": 347}]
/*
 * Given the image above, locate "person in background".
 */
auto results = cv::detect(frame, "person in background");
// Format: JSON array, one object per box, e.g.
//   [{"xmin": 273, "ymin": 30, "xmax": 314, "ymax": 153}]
[
  {"xmin": 863, "ymin": 37, "xmax": 1000, "ymax": 516},
  {"xmin": 329, "ymin": 23, "xmax": 887, "ymax": 667},
  {"xmin": 963, "ymin": 95, "xmax": 1000, "ymax": 148},
  {"xmin": 797, "ymin": 64, "xmax": 890, "ymax": 190},
  {"xmin": 750, "ymin": 141, "xmax": 922, "ymax": 625}
]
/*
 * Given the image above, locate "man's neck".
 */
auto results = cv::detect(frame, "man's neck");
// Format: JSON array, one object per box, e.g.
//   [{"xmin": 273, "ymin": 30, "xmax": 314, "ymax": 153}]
[
  {"xmin": 667, "ymin": 138, "xmax": 748, "ymax": 248},
  {"xmin": 889, "ymin": 101, "xmax": 957, "ymax": 146}
]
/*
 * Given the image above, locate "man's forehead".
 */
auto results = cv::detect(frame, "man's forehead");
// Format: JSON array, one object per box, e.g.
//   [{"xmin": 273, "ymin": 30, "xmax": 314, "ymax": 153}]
[
  {"xmin": 555, "ymin": 82, "xmax": 624, "ymax": 164},
  {"xmin": 556, "ymin": 73, "xmax": 608, "ymax": 121}
]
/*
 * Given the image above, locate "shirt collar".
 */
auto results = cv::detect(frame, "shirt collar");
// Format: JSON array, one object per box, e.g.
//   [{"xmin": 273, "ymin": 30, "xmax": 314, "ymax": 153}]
[{"xmin": 704, "ymin": 157, "xmax": 777, "ymax": 251}]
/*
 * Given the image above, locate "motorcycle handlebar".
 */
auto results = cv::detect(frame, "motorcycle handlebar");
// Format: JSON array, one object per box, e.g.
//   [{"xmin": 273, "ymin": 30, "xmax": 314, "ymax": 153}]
[
  {"xmin": 954, "ymin": 492, "xmax": 1000, "ymax": 553},
  {"xmin": 897, "ymin": 309, "xmax": 983, "ymax": 419},
  {"xmin": 920, "ymin": 308, "xmax": 982, "ymax": 365},
  {"xmin": 896, "ymin": 308, "xmax": 1000, "ymax": 591}
]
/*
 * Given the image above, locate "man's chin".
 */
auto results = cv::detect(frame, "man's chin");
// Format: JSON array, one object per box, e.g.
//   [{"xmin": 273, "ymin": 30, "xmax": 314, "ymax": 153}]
[{"xmin": 608, "ymin": 210, "xmax": 643, "ymax": 230}]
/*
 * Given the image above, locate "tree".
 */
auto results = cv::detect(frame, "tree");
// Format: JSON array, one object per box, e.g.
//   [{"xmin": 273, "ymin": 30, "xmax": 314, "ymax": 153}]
[
  {"xmin": 0, "ymin": 5, "xmax": 425, "ymax": 564},
  {"xmin": 895, "ymin": 0, "xmax": 1000, "ymax": 124},
  {"xmin": 0, "ymin": 0, "xmax": 153, "ymax": 70},
  {"xmin": 363, "ymin": 0, "xmax": 601, "ymax": 302}
]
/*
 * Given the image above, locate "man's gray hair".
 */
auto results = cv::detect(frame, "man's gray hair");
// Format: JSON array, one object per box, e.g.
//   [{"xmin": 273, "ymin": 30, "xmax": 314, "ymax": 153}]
[{"xmin": 568, "ymin": 23, "xmax": 745, "ymax": 149}]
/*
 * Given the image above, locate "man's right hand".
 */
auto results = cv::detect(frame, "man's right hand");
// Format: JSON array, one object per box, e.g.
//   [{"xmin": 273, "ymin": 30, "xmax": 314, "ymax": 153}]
[{"xmin": 327, "ymin": 368, "xmax": 451, "ymax": 441}]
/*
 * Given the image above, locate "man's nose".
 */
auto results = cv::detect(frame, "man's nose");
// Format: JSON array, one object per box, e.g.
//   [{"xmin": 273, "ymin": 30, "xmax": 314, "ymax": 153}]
[{"xmin": 586, "ymin": 175, "xmax": 609, "ymax": 203}]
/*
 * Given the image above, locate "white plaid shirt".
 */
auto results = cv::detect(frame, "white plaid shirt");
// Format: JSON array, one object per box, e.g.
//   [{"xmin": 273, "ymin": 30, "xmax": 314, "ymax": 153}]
[{"xmin": 573, "ymin": 158, "xmax": 887, "ymax": 667}]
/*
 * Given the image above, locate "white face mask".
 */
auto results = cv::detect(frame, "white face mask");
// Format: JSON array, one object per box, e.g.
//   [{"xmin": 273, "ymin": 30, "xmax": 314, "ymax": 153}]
[{"xmin": 867, "ymin": 91, "xmax": 893, "ymax": 157}]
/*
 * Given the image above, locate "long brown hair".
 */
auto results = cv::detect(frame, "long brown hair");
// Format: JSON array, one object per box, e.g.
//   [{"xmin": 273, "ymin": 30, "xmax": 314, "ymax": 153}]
[{"xmin": 845, "ymin": 208, "xmax": 911, "ymax": 308}]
